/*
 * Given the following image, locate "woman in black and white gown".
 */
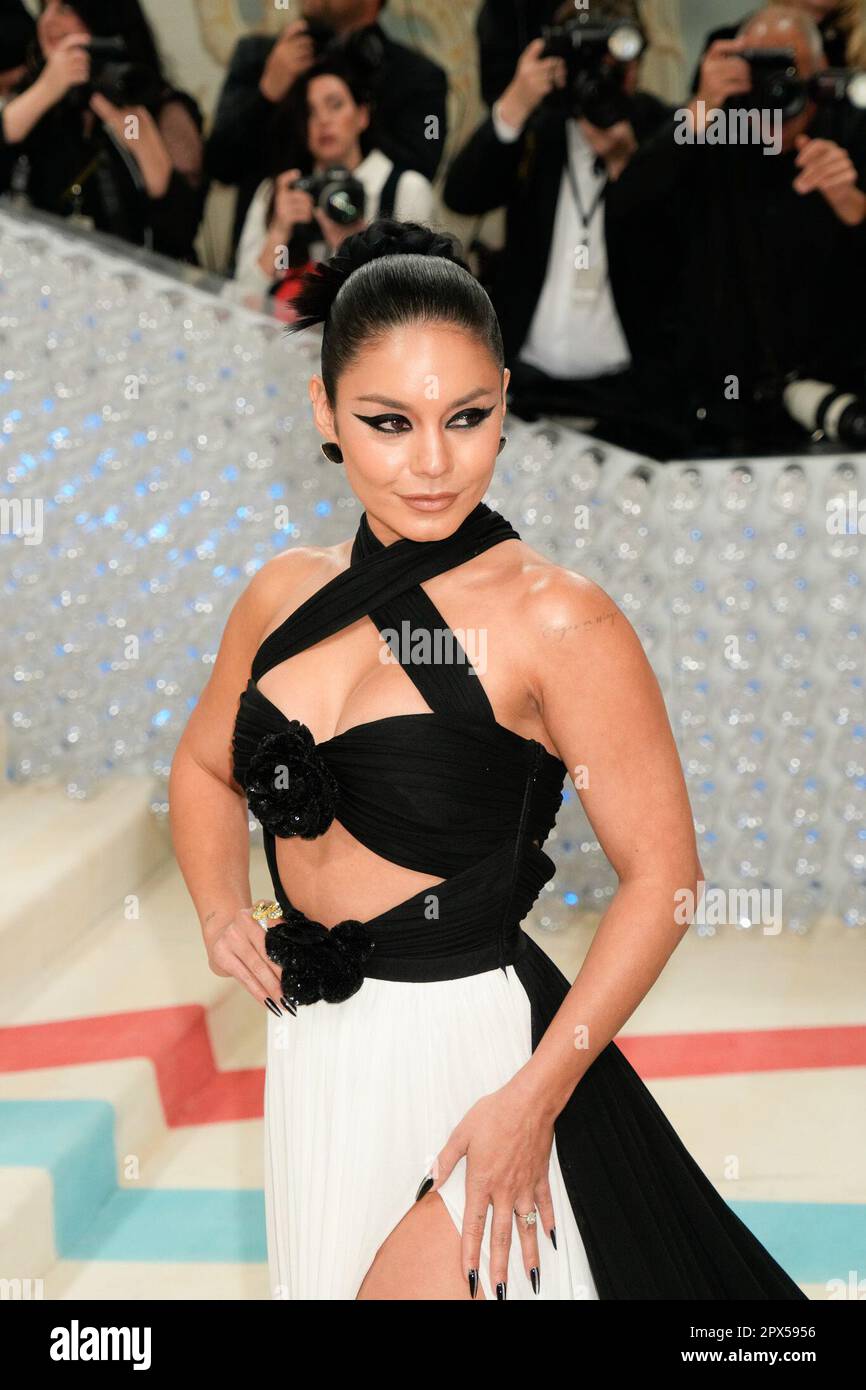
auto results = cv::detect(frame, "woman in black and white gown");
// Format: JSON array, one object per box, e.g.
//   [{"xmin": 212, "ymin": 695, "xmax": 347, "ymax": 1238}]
[{"xmin": 170, "ymin": 219, "xmax": 807, "ymax": 1303}]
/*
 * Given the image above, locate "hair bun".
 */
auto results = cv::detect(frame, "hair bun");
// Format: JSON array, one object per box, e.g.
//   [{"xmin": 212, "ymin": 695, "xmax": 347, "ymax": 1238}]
[{"xmin": 287, "ymin": 218, "xmax": 471, "ymax": 334}]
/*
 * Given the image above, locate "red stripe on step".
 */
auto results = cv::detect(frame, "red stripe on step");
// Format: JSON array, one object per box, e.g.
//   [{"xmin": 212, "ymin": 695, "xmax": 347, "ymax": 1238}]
[
  {"xmin": 616, "ymin": 1024, "xmax": 866, "ymax": 1078},
  {"xmin": 0, "ymin": 1008, "xmax": 264, "ymax": 1125}
]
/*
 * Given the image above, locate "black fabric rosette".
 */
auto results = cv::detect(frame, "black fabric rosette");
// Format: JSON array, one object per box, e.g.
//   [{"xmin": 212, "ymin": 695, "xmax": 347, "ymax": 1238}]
[
  {"xmin": 265, "ymin": 910, "xmax": 376, "ymax": 1006},
  {"xmin": 243, "ymin": 722, "xmax": 339, "ymax": 839}
]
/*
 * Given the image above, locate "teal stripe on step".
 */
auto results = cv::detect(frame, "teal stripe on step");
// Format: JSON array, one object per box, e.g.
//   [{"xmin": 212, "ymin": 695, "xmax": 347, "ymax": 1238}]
[
  {"xmin": 0, "ymin": 1100, "xmax": 266, "ymax": 1263},
  {"xmin": 730, "ymin": 1200, "xmax": 866, "ymax": 1288},
  {"xmin": 68, "ymin": 1186, "xmax": 266, "ymax": 1263}
]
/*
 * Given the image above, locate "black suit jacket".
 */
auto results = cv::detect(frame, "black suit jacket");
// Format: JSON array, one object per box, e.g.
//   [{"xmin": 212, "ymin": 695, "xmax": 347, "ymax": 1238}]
[
  {"xmin": 442, "ymin": 93, "xmax": 674, "ymax": 369},
  {"xmin": 206, "ymin": 22, "xmax": 447, "ymax": 254},
  {"xmin": 587, "ymin": 103, "xmax": 866, "ymax": 440}
]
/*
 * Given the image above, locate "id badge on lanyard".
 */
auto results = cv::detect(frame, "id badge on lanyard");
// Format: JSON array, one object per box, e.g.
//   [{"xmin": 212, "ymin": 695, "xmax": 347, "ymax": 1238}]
[{"xmin": 567, "ymin": 143, "xmax": 608, "ymax": 304}]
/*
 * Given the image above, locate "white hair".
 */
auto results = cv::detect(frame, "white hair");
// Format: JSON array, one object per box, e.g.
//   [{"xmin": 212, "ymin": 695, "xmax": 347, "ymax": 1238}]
[{"xmin": 738, "ymin": 5, "xmax": 825, "ymax": 62}]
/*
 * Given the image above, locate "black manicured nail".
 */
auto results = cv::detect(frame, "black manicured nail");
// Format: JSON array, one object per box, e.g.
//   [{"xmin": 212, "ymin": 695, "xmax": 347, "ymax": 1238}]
[
  {"xmin": 530, "ymin": 1266, "xmax": 540, "ymax": 1294},
  {"xmin": 280, "ymin": 996, "xmax": 297, "ymax": 1015},
  {"xmin": 496, "ymin": 1281, "xmax": 507, "ymax": 1300},
  {"xmin": 468, "ymin": 1268, "xmax": 478, "ymax": 1299},
  {"xmin": 264, "ymin": 997, "xmax": 282, "ymax": 1017},
  {"xmin": 549, "ymin": 1226, "xmax": 557, "ymax": 1250},
  {"xmin": 415, "ymin": 1174, "xmax": 434, "ymax": 1202}
]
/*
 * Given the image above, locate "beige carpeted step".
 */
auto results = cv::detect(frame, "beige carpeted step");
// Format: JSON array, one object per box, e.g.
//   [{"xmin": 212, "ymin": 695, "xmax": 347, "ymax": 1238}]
[{"xmin": 0, "ymin": 778, "xmax": 170, "ymax": 1014}]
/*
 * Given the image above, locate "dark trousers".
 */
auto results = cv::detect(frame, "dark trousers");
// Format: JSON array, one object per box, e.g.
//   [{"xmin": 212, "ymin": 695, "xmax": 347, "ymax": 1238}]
[{"xmin": 506, "ymin": 358, "xmax": 700, "ymax": 460}]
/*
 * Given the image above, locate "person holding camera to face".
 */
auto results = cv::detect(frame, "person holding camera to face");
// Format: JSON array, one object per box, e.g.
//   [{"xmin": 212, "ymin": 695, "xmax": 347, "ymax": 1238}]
[
  {"xmin": 695, "ymin": 0, "xmax": 866, "ymax": 77},
  {"xmin": 206, "ymin": 0, "xmax": 448, "ymax": 268},
  {"xmin": 618, "ymin": 4, "xmax": 866, "ymax": 454},
  {"xmin": 442, "ymin": 1, "xmax": 684, "ymax": 457},
  {"xmin": 0, "ymin": 0, "xmax": 206, "ymax": 263},
  {"xmin": 230, "ymin": 54, "xmax": 434, "ymax": 319}
]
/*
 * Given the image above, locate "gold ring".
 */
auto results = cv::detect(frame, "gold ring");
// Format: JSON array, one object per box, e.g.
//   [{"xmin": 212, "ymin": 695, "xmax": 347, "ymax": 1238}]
[
  {"xmin": 514, "ymin": 1209, "xmax": 537, "ymax": 1228},
  {"xmin": 251, "ymin": 899, "xmax": 283, "ymax": 929}
]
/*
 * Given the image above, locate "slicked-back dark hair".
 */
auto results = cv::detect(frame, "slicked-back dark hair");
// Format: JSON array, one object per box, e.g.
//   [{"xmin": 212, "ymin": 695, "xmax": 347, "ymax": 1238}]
[{"xmin": 286, "ymin": 219, "xmax": 505, "ymax": 404}]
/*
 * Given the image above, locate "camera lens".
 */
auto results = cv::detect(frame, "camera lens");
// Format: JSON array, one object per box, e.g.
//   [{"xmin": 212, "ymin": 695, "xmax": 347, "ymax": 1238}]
[
  {"xmin": 847, "ymin": 72, "xmax": 866, "ymax": 109},
  {"xmin": 608, "ymin": 23, "xmax": 644, "ymax": 64}
]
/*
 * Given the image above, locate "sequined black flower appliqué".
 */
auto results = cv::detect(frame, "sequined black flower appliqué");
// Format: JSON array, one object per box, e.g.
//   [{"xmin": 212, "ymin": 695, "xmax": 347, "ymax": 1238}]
[
  {"xmin": 265, "ymin": 911, "xmax": 376, "ymax": 1006},
  {"xmin": 243, "ymin": 723, "xmax": 339, "ymax": 839}
]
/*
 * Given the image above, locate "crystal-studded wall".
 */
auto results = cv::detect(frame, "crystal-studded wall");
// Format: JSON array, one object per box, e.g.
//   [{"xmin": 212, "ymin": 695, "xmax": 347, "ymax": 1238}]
[{"xmin": 1, "ymin": 209, "xmax": 863, "ymax": 935}]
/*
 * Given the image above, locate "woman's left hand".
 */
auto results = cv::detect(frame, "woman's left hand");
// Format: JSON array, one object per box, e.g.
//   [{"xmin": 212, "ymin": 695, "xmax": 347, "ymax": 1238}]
[
  {"xmin": 430, "ymin": 1079, "xmax": 557, "ymax": 1297},
  {"xmin": 89, "ymin": 92, "xmax": 173, "ymax": 199}
]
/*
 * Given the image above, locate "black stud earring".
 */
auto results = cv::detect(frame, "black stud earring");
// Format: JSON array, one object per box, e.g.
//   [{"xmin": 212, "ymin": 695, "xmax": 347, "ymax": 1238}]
[
  {"xmin": 320, "ymin": 441, "xmax": 343, "ymax": 464},
  {"xmin": 497, "ymin": 434, "xmax": 508, "ymax": 455}
]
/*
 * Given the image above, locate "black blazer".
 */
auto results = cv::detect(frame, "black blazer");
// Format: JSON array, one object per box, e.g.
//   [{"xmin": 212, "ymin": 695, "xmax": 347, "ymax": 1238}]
[
  {"xmin": 206, "ymin": 22, "xmax": 448, "ymax": 254},
  {"xmin": 442, "ymin": 93, "xmax": 674, "ymax": 370}
]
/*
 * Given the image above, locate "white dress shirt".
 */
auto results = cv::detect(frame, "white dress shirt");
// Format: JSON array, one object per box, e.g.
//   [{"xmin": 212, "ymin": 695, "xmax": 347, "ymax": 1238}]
[{"xmin": 492, "ymin": 99, "xmax": 631, "ymax": 380}]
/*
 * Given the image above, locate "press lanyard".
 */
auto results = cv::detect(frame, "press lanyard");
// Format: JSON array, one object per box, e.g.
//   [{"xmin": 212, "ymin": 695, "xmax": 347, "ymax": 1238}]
[{"xmin": 564, "ymin": 131, "xmax": 608, "ymax": 240}]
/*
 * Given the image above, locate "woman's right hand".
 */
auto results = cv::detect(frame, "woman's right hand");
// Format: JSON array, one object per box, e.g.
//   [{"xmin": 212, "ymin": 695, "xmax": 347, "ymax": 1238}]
[
  {"xmin": 269, "ymin": 168, "xmax": 316, "ymax": 241},
  {"xmin": 36, "ymin": 32, "xmax": 91, "ymax": 106},
  {"xmin": 205, "ymin": 906, "xmax": 288, "ymax": 1012}
]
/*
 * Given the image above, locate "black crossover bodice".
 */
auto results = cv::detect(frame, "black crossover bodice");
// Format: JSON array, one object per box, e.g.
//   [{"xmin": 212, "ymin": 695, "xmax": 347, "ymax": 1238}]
[{"xmin": 231, "ymin": 501, "xmax": 567, "ymax": 975}]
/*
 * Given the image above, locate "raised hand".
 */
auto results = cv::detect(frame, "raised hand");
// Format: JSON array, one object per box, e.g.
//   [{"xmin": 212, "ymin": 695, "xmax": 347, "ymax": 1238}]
[{"xmin": 259, "ymin": 20, "xmax": 316, "ymax": 105}]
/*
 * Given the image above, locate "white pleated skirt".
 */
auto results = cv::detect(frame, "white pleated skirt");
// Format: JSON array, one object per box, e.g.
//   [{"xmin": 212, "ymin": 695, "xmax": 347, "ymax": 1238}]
[{"xmin": 263, "ymin": 961, "xmax": 600, "ymax": 1300}]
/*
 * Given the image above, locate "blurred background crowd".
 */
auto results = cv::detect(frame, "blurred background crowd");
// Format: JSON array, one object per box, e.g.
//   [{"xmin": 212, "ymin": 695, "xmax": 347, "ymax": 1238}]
[{"xmin": 2, "ymin": 0, "xmax": 866, "ymax": 460}]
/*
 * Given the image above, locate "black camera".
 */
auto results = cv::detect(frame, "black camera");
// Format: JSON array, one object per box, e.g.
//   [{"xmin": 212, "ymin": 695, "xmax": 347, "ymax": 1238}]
[
  {"xmin": 81, "ymin": 35, "xmax": 164, "ymax": 108},
  {"xmin": 539, "ymin": 16, "xmax": 645, "ymax": 127},
  {"xmin": 739, "ymin": 47, "xmax": 866, "ymax": 119},
  {"xmin": 294, "ymin": 166, "xmax": 366, "ymax": 225}
]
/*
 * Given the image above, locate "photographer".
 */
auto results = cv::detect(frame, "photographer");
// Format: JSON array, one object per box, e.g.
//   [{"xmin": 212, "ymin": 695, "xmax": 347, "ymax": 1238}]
[
  {"xmin": 230, "ymin": 55, "xmax": 433, "ymax": 317},
  {"xmin": 206, "ymin": 0, "xmax": 447, "ymax": 264},
  {"xmin": 617, "ymin": 4, "xmax": 866, "ymax": 453},
  {"xmin": 0, "ymin": 0, "xmax": 206, "ymax": 263},
  {"xmin": 443, "ymin": 1, "xmax": 680, "ymax": 455}
]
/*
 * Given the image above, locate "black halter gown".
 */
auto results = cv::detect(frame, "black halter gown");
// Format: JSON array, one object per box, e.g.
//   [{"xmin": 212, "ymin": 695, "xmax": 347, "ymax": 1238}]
[{"xmin": 231, "ymin": 500, "xmax": 807, "ymax": 1301}]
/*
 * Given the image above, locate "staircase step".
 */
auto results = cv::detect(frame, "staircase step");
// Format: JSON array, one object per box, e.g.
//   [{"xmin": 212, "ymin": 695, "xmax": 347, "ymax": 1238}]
[
  {"xmin": 0, "ymin": 1166, "xmax": 55, "ymax": 1283},
  {"xmin": 0, "ymin": 1094, "xmax": 266, "ymax": 1260},
  {"xmin": 0, "ymin": 1049, "xmax": 267, "ymax": 1285},
  {"xmin": 0, "ymin": 778, "xmax": 169, "ymax": 1011},
  {"xmin": 46, "ymin": 1258, "xmax": 269, "ymax": 1300},
  {"xmin": 1, "ymin": 838, "xmax": 276, "ymax": 1064}
]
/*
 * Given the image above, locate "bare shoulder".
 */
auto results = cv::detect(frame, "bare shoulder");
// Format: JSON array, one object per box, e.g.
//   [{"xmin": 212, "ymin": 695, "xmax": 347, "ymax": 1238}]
[
  {"xmin": 504, "ymin": 540, "xmax": 622, "ymax": 642},
  {"xmin": 501, "ymin": 540, "xmax": 653, "ymax": 691},
  {"xmin": 241, "ymin": 537, "xmax": 352, "ymax": 646}
]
